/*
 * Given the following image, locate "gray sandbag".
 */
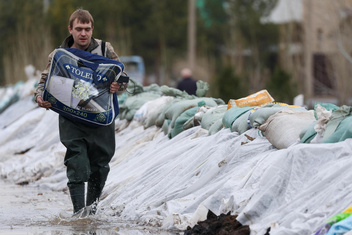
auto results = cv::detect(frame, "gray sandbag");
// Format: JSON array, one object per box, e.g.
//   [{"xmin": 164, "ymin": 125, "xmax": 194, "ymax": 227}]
[
  {"xmin": 208, "ymin": 119, "xmax": 224, "ymax": 135},
  {"xmin": 155, "ymin": 98, "xmax": 183, "ymax": 127},
  {"xmin": 200, "ymin": 105, "xmax": 227, "ymax": 131}
]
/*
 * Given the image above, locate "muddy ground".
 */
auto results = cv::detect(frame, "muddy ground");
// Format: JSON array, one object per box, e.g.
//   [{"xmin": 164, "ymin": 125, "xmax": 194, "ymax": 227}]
[{"xmin": 184, "ymin": 210, "xmax": 253, "ymax": 235}]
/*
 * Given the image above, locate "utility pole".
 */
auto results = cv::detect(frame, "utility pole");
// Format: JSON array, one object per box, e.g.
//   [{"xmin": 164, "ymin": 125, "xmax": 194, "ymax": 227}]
[
  {"xmin": 188, "ymin": 0, "xmax": 196, "ymax": 70},
  {"xmin": 303, "ymin": 0, "xmax": 314, "ymax": 107}
]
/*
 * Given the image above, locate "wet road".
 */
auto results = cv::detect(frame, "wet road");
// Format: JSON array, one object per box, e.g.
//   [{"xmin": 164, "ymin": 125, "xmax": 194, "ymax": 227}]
[{"xmin": 0, "ymin": 180, "xmax": 181, "ymax": 235}]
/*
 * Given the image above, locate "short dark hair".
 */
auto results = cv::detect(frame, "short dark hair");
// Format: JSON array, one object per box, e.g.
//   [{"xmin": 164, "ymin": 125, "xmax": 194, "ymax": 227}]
[{"xmin": 69, "ymin": 9, "xmax": 94, "ymax": 28}]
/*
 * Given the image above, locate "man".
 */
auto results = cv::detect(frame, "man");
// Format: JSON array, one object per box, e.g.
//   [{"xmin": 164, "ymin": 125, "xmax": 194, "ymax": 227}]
[
  {"xmin": 34, "ymin": 9, "xmax": 124, "ymax": 216},
  {"xmin": 177, "ymin": 68, "xmax": 197, "ymax": 95}
]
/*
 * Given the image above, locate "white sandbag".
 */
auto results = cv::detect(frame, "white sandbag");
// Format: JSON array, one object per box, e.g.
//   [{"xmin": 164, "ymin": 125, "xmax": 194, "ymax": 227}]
[
  {"xmin": 133, "ymin": 96, "xmax": 174, "ymax": 126},
  {"xmin": 259, "ymin": 110, "xmax": 316, "ymax": 149},
  {"xmin": 119, "ymin": 92, "xmax": 161, "ymax": 121}
]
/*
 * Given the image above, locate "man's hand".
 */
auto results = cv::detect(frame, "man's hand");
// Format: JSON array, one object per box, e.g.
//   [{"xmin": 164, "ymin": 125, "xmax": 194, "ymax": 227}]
[
  {"xmin": 36, "ymin": 96, "xmax": 52, "ymax": 109},
  {"xmin": 110, "ymin": 82, "xmax": 121, "ymax": 93}
]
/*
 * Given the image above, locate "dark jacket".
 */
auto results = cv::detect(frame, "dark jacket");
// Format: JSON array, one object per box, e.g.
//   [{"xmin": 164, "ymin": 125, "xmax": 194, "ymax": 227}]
[{"xmin": 177, "ymin": 77, "xmax": 197, "ymax": 95}]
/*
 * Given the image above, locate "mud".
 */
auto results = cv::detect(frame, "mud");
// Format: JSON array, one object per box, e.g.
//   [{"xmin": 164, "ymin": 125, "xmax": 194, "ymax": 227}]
[{"xmin": 184, "ymin": 211, "xmax": 250, "ymax": 235}]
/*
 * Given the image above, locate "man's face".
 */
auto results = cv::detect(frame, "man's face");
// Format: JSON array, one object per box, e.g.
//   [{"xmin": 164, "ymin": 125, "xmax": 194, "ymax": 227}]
[{"xmin": 68, "ymin": 19, "xmax": 93, "ymax": 50}]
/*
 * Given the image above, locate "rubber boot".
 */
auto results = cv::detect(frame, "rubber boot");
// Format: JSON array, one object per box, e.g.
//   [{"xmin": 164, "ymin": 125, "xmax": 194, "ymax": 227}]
[
  {"xmin": 86, "ymin": 181, "xmax": 104, "ymax": 215},
  {"xmin": 68, "ymin": 182, "xmax": 85, "ymax": 214}
]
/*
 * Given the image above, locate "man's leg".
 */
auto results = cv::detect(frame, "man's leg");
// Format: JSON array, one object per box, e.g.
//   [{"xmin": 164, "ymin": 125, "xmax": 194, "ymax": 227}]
[
  {"xmin": 59, "ymin": 116, "xmax": 91, "ymax": 214},
  {"xmin": 86, "ymin": 122, "xmax": 115, "ymax": 213},
  {"xmin": 67, "ymin": 182, "xmax": 85, "ymax": 213}
]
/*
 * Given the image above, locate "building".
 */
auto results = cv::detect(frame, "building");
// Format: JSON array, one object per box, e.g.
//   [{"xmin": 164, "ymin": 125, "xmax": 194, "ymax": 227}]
[{"xmin": 269, "ymin": 0, "xmax": 352, "ymax": 107}]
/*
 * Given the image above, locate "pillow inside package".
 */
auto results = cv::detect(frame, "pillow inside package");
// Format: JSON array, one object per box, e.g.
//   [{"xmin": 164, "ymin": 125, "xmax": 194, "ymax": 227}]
[{"xmin": 43, "ymin": 48, "xmax": 125, "ymax": 126}]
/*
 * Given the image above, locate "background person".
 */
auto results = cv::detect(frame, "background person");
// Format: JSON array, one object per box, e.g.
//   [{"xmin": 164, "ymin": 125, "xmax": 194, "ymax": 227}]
[{"xmin": 177, "ymin": 68, "xmax": 197, "ymax": 95}]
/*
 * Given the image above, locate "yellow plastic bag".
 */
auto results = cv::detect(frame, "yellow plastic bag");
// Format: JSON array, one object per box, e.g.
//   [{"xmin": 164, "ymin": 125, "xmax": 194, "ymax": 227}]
[{"xmin": 227, "ymin": 89, "xmax": 274, "ymax": 109}]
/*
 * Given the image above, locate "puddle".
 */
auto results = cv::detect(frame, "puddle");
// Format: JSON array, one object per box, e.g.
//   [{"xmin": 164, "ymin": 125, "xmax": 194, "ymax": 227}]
[{"xmin": 0, "ymin": 180, "xmax": 181, "ymax": 235}]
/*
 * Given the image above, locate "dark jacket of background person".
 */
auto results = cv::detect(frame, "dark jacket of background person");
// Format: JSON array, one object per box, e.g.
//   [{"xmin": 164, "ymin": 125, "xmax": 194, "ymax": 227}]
[{"xmin": 177, "ymin": 68, "xmax": 197, "ymax": 95}]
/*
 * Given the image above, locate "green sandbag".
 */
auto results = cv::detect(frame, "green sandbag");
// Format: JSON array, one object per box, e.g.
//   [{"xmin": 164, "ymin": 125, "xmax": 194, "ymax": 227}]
[
  {"xmin": 300, "ymin": 121, "xmax": 317, "ymax": 143},
  {"xmin": 164, "ymin": 98, "xmax": 219, "ymax": 129},
  {"xmin": 170, "ymin": 106, "xmax": 199, "ymax": 138},
  {"xmin": 323, "ymin": 116, "xmax": 352, "ymax": 143},
  {"xmin": 143, "ymin": 84, "xmax": 162, "ymax": 94},
  {"xmin": 232, "ymin": 110, "xmax": 251, "ymax": 134},
  {"xmin": 160, "ymin": 85, "xmax": 191, "ymax": 98},
  {"xmin": 196, "ymin": 80, "xmax": 209, "ymax": 97},
  {"xmin": 314, "ymin": 102, "xmax": 338, "ymax": 119},
  {"xmin": 323, "ymin": 105, "xmax": 352, "ymax": 141},
  {"xmin": 222, "ymin": 106, "xmax": 253, "ymax": 129},
  {"xmin": 300, "ymin": 103, "xmax": 349, "ymax": 143}
]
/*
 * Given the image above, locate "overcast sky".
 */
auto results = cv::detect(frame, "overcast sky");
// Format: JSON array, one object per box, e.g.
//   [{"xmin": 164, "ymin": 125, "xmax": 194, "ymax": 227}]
[{"xmin": 265, "ymin": 0, "xmax": 302, "ymax": 23}]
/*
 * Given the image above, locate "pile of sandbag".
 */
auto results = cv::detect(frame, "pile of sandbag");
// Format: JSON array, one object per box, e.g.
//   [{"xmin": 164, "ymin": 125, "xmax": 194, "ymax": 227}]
[
  {"xmin": 120, "ymin": 87, "xmax": 352, "ymax": 148},
  {"xmin": 118, "ymin": 80, "xmax": 226, "ymax": 138},
  {"xmin": 300, "ymin": 103, "xmax": 352, "ymax": 144},
  {"xmin": 222, "ymin": 90, "xmax": 313, "ymax": 149}
]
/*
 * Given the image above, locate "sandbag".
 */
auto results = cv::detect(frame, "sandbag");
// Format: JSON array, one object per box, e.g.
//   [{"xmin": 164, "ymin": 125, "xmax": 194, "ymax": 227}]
[
  {"xmin": 143, "ymin": 96, "xmax": 174, "ymax": 129},
  {"xmin": 222, "ymin": 106, "xmax": 253, "ymax": 129},
  {"xmin": 323, "ymin": 116, "xmax": 352, "ymax": 143},
  {"xmin": 249, "ymin": 103, "xmax": 306, "ymax": 129},
  {"xmin": 208, "ymin": 119, "xmax": 224, "ymax": 135},
  {"xmin": 164, "ymin": 98, "xmax": 219, "ymax": 129},
  {"xmin": 299, "ymin": 121, "xmax": 317, "ymax": 143},
  {"xmin": 259, "ymin": 110, "xmax": 315, "ymax": 149},
  {"xmin": 323, "ymin": 105, "xmax": 352, "ymax": 141},
  {"xmin": 301, "ymin": 103, "xmax": 352, "ymax": 144},
  {"xmin": 196, "ymin": 80, "xmax": 209, "ymax": 97},
  {"xmin": 133, "ymin": 96, "xmax": 171, "ymax": 124},
  {"xmin": 200, "ymin": 105, "xmax": 227, "ymax": 131},
  {"xmin": 231, "ymin": 109, "xmax": 252, "ymax": 134},
  {"xmin": 170, "ymin": 106, "xmax": 199, "ymax": 138},
  {"xmin": 155, "ymin": 98, "xmax": 183, "ymax": 127},
  {"xmin": 160, "ymin": 85, "xmax": 191, "ymax": 98},
  {"xmin": 119, "ymin": 92, "xmax": 161, "ymax": 121},
  {"xmin": 227, "ymin": 89, "xmax": 274, "ymax": 108},
  {"xmin": 231, "ymin": 103, "xmax": 306, "ymax": 135}
]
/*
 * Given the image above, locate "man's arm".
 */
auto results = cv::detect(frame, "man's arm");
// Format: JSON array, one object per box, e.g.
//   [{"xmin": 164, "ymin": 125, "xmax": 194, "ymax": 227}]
[
  {"xmin": 106, "ymin": 42, "xmax": 128, "ymax": 93},
  {"xmin": 34, "ymin": 51, "xmax": 54, "ymax": 109}
]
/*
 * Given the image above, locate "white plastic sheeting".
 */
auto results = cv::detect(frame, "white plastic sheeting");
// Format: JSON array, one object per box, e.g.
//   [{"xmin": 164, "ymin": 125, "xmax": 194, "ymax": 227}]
[{"xmin": 1, "ymin": 76, "xmax": 352, "ymax": 234}]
